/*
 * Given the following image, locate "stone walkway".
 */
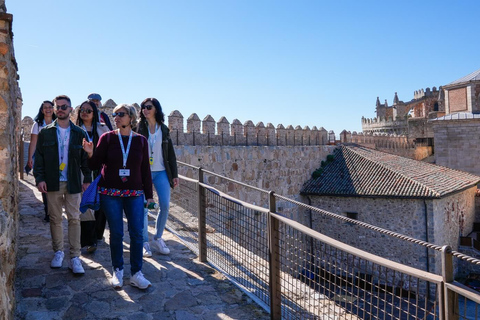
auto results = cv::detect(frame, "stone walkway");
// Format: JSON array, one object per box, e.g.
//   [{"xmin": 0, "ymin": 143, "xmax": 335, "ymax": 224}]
[{"xmin": 14, "ymin": 175, "xmax": 270, "ymax": 320}]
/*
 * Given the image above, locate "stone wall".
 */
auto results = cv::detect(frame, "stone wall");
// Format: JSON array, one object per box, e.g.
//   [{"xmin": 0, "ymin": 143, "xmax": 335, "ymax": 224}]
[
  {"xmin": 303, "ymin": 188, "xmax": 477, "ymax": 277},
  {"xmin": 304, "ymin": 196, "xmax": 430, "ymax": 270},
  {"xmin": 0, "ymin": 1, "xmax": 22, "ymax": 319},
  {"xmin": 174, "ymin": 145, "xmax": 335, "ymax": 217},
  {"xmin": 432, "ymin": 118, "xmax": 480, "ymax": 177}
]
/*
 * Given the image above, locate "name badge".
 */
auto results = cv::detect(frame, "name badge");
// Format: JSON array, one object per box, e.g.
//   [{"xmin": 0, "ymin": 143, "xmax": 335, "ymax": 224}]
[{"xmin": 119, "ymin": 169, "xmax": 130, "ymax": 177}]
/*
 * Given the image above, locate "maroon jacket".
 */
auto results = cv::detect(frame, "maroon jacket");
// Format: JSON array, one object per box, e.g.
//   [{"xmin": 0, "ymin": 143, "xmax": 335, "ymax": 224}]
[{"xmin": 87, "ymin": 131, "xmax": 153, "ymax": 199}]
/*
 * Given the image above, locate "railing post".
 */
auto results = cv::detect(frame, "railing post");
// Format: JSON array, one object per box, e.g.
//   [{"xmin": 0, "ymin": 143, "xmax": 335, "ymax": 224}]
[
  {"xmin": 268, "ymin": 191, "xmax": 281, "ymax": 319},
  {"xmin": 198, "ymin": 168, "xmax": 207, "ymax": 262},
  {"xmin": 441, "ymin": 245, "xmax": 457, "ymax": 320}
]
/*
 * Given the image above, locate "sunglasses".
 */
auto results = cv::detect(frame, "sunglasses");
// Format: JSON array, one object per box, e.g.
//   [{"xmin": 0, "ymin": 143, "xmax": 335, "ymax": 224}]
[
  {"xmin": 55, "ymin": 105, "xmax": 69, "ymax": 110},
  {"xmin": 112, "ymin": 112, "xmax": 127, "ymax": 118},
  {"xmin": 141, "ymin": 105, "xmax": 154, "ymax": 110},
  {"xmin": 80, "ymin": 109, "xmax": 93, "ymax": 114}
]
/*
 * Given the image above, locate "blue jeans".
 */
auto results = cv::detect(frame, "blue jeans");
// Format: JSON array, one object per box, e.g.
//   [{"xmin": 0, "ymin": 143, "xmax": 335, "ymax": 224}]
[
  {"xmin": 101, "ymin": 194, "xmax": 144, "ymax": 275},
  {"xmin": 143, "ymin": 170, "xmax": 171, "ymax": 242}
]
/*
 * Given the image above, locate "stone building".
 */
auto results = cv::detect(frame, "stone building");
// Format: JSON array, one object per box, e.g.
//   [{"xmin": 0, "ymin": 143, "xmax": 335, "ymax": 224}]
[
  {"xmin": 430, "ymin": 69, "xmax": 480, "ymax": 176},
  {"xmin": 300, "ymin": 145, "xmax": 480, "ymax": 276},
  {"xmin": 361, "ymin": 87, "xmax": 444, "ymax": 142}
]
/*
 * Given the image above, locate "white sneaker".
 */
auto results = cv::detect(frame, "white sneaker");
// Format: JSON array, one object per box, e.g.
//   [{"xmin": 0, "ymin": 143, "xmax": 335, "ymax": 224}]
[
  {"xmin": 50, "ymin": 251, "xmax": 64, "ymax": 268},
  {"xmin": 143, "ymin": 242, "xmax": 152, "ymax": 258},
  {"xmin": 68, "ymin": 257, "xmax": 85, "ymax": 274},
  {"xmin": 130, "ymin": 271, "xmax": 151, "ymax": 289},
  {"xmin": 111, "ymin": 268, "xmax": 124, "ymax": 289},
  {"xmin": 152, "ymin": 238, "xmax": 170, "ymax": 255}
]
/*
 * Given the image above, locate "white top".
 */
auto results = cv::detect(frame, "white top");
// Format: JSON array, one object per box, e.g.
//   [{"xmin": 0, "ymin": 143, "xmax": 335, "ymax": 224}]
[
  {"xmin": 31, "ymin": 121, "xmax": 47, "ymax": 135},
  {"xmin": 57, "ymin": 126, "xmax": 70, "ymax": 181},
  {"xmin": 149, "ymin": 126, "xmax": 165, "ymax": 172}
]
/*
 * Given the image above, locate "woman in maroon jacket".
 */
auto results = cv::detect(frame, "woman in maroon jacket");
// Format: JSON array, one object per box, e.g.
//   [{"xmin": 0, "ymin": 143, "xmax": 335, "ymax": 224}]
[{"xmin": 82, "ymin": 103, "xmax": 154, "ymax": 290}]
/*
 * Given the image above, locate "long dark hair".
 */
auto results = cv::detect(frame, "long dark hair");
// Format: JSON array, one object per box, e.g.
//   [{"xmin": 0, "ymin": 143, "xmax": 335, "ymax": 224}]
[
  {"xmin": 34, "ymin": 100, "xmax": 56, "ymax": 125},
  {"xmin": 137, "ymin": 98, "xmax": 165, "ymax": 138},
  {"xmin": 75, "ymin": 100, "xmax": 101, "ymax": 147}
]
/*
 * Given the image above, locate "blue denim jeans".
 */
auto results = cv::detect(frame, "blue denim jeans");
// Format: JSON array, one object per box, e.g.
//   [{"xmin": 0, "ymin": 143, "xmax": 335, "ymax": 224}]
[
  {"xmin": 143, "ymin": 170, "xmax": 171, "ymax": 242},
  {"xmin": 101, "ymin": 194, "xmax": 144, "ymax": 275}
]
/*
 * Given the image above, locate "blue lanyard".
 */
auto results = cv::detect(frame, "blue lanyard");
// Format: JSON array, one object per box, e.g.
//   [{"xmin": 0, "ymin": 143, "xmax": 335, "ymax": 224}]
[
  {"xmin": 81, "ymin": 124, "xmax": 93, "ymax": 142},
  {"xmin": 56, "ymin": 125, "xmax": 70, "ymax": 163},
  {"xmin": 148, "ymin": 124, "xmax": 159, "ymax": 157},
  {"xmin": 117, "ymin": 129, "xmax": 133, "ymax": 169}
]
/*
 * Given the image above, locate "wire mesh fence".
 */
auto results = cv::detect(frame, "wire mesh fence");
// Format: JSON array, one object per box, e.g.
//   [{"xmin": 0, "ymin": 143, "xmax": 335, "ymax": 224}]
[{"xmin": 166, "ymin": 161, "xmax": 480, "ymax": 319}]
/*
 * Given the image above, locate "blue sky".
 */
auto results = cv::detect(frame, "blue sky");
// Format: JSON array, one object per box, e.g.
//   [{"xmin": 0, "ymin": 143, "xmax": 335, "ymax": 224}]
[{"xmin": 8, "ymin": 0, "xmax": 480, "ymax": 135}]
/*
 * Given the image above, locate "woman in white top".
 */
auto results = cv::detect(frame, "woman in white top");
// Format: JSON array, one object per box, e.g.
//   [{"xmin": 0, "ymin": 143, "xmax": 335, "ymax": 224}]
[
  {"xmin": 28, "ymin": 100, "xmax": 56, "ymax": 222},
  {"xmin": 76, "ymin": 100, "xmax": 109, "ymax": 253},
  {"xmin": 135, "ymin": 98, "xmax": 179, "ymax": 257}
]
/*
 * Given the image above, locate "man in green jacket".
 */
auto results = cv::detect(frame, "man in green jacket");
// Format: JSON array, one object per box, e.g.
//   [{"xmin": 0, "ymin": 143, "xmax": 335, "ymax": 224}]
[{"xmin": 34, "ymin": 95, "xmax": 92, "ymax": 274}]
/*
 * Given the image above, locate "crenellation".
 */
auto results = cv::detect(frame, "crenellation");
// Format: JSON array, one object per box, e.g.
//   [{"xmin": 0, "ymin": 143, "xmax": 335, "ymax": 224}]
[
  {"xmin": 286, "ymin": 125, "xmax": 295, "ymax": 145},
  {"xmin": 168, "ymin": 110, "xmax": 184, "ymax": 132},
  {"xmin": 186, "ymin": 113, "xmax": 201, "ymax": 133},
  {"xmin": 255, "ymin": 122, "xmax": 266, "ymax": 145},
  {"xmin": 230, "ymin": 118, "xmax": 243, "ymax": 136},
  {"xmin": 216, "ymin": 116, "xmax": 229, "ymax": 135},
  {"xmin": 202, "ymin": 115, "xmax": 215, "ymax": 134},
  {"xmin": 243, "ymin": 120, "xmax": 255, "ymax": 143},
  {"xmin": 276, "ymin": 124, "xmax": 286, "ymax": 146}
]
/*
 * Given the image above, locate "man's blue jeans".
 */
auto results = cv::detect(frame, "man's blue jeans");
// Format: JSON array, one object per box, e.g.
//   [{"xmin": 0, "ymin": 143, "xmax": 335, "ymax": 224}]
[
  {"xmin": 101, "ymin": 194, "xmax": 144, "ymax": 275},
  {"xmin": 143, "ymin": 170, "xmax": 171, "ymax": 242}
]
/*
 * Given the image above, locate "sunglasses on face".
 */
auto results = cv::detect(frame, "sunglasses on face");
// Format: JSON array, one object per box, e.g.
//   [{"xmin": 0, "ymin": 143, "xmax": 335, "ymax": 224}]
[
  {"xmin": 80, "ymin": 109, "xmax": 93, "ymax": 114},
  {"xmin": 113, "ymin": 112, "xmax": 127, "ymax": 118},
  {"xmin": 43, "ymin": 105, "xmax": 54, "ymax": 110},
  {"xmin": 141, "ymin": 105, "xmax": 154, "ymax": 110},
  {"xmin": 55, "ymin": 105, "xmax": 69, "ymax": 111}
]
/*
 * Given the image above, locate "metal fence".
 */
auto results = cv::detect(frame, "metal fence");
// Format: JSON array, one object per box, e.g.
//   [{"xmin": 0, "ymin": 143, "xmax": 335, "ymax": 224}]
[{"xmin": 166, "ymin": 161, "xmax": 480, "ymax": 319}]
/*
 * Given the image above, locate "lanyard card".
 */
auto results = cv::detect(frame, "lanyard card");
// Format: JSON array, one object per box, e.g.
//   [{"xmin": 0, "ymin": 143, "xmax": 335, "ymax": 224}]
[{"xmin": 119, "ymin": 169, "xmax": 130, "ymax": 177}]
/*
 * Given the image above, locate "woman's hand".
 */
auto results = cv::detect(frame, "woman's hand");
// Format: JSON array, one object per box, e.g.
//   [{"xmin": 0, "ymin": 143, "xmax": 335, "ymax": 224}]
[
  {"xmin": 82, "ymin": 138, "xmax": 94, "ymax": 157},
  {"xmin": 173, "ymin": 178, "xmax": 179, "ymax": 188},
  {"xmin": 146, "ymin": 198, "xmax": 155, "ymax": 207}
]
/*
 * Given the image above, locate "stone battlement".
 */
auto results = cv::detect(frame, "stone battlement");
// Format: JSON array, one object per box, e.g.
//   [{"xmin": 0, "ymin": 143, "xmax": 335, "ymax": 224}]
[
  {"xmin": 166, "ymin": 110, "xmax": 329, "ymax": 146},
  {"xmin": 22, "ymin": 101, "xmax": 331, "ymax": 146},
  {"xmin": 413, "ymin": 86, "xmax": 438, "ymax": 100}
]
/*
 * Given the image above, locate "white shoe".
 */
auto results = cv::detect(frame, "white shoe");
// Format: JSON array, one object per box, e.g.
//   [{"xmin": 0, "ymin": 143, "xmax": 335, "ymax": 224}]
[
  {"xmin": 50, "ymin": 251, "xmax": 64, "ymax": 268},
  {"xmin": 111, "ymin": 268, "xmax": 124, "ymax": 289},
  {"xmin": 152, "ymin": 238, "xmax": 170, "ymax": 255},
  {"xmin": 69, "ymin": 257, "xmax": 85, "ymax": 274},
  {"xmin": 130, "ymin": 271, "xmax": 151, "ymax": 289},
  {"xmin": 143, "ymin": 242, "xmax": 152, "ymax": 258}
]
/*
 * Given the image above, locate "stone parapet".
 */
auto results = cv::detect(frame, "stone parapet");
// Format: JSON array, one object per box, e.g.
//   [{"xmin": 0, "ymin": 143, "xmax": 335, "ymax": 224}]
[
  {"xmin": 21, "ymin": 107, "xmax": 331, "ymax": 146},
  {"xmin": 0, "ymin": 4, "xmax": 21, "ymax": 319}
]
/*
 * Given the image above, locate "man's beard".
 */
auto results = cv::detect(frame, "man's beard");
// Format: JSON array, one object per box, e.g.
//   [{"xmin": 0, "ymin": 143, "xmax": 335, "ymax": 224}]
[{"xmin": 57, "ymin": 113, "xmax": 70, "ymax": 120}]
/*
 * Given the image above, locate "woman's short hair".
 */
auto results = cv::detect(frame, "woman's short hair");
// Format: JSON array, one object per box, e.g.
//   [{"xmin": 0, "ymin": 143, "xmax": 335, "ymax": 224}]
[{"xmin": 113, "ymin": 103, "xmax": 137, "ymax": 127}]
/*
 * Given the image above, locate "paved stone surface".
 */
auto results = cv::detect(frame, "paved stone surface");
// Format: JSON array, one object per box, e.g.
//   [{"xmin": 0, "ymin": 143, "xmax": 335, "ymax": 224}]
[{"xmin": 15, "ymin": 175, "xmax": 270, "ymax": 320}]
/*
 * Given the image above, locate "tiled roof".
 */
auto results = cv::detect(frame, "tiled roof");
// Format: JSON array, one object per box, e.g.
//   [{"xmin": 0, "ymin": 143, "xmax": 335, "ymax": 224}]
[
  {"xmin": 430, "ymin": 112, "xmax": 480, "ymax": 121},
  {"xmin": 446, "ymin": 68, "xmax": 480, "ymax": 86},
  {"xmin": 300, "ymin": 145, "xmax": 480, "ymax": 199}
]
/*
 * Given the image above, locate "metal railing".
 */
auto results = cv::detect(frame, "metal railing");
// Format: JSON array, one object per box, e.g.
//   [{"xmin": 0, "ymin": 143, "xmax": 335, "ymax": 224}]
[{"xmin": 166, "ymin": 161, "xmax": 480, "ymax": 319}]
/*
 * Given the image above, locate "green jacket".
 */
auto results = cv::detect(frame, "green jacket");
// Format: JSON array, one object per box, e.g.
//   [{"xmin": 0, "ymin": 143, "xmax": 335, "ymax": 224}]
[{"xmin": 33, "ymin": 120, "xmax": 92, "ymax": 194}]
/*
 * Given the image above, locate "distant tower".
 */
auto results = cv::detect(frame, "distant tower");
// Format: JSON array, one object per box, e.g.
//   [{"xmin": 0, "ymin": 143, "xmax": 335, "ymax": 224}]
[{"xmin": 393, "ymin": 92, "xmax": 399, "ymax": 105}]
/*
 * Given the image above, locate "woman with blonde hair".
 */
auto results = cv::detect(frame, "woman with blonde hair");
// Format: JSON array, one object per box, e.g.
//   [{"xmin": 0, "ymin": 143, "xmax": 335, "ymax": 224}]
[{"xmin": 83, "ymin": 103, "xmax": 154, "ymax": 290}]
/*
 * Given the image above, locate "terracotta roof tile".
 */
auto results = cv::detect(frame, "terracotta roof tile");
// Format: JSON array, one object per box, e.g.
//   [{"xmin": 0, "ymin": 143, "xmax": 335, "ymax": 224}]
[{"xmin": 300, "ymin": 145, "xmax": 480, "ymax": 198}]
